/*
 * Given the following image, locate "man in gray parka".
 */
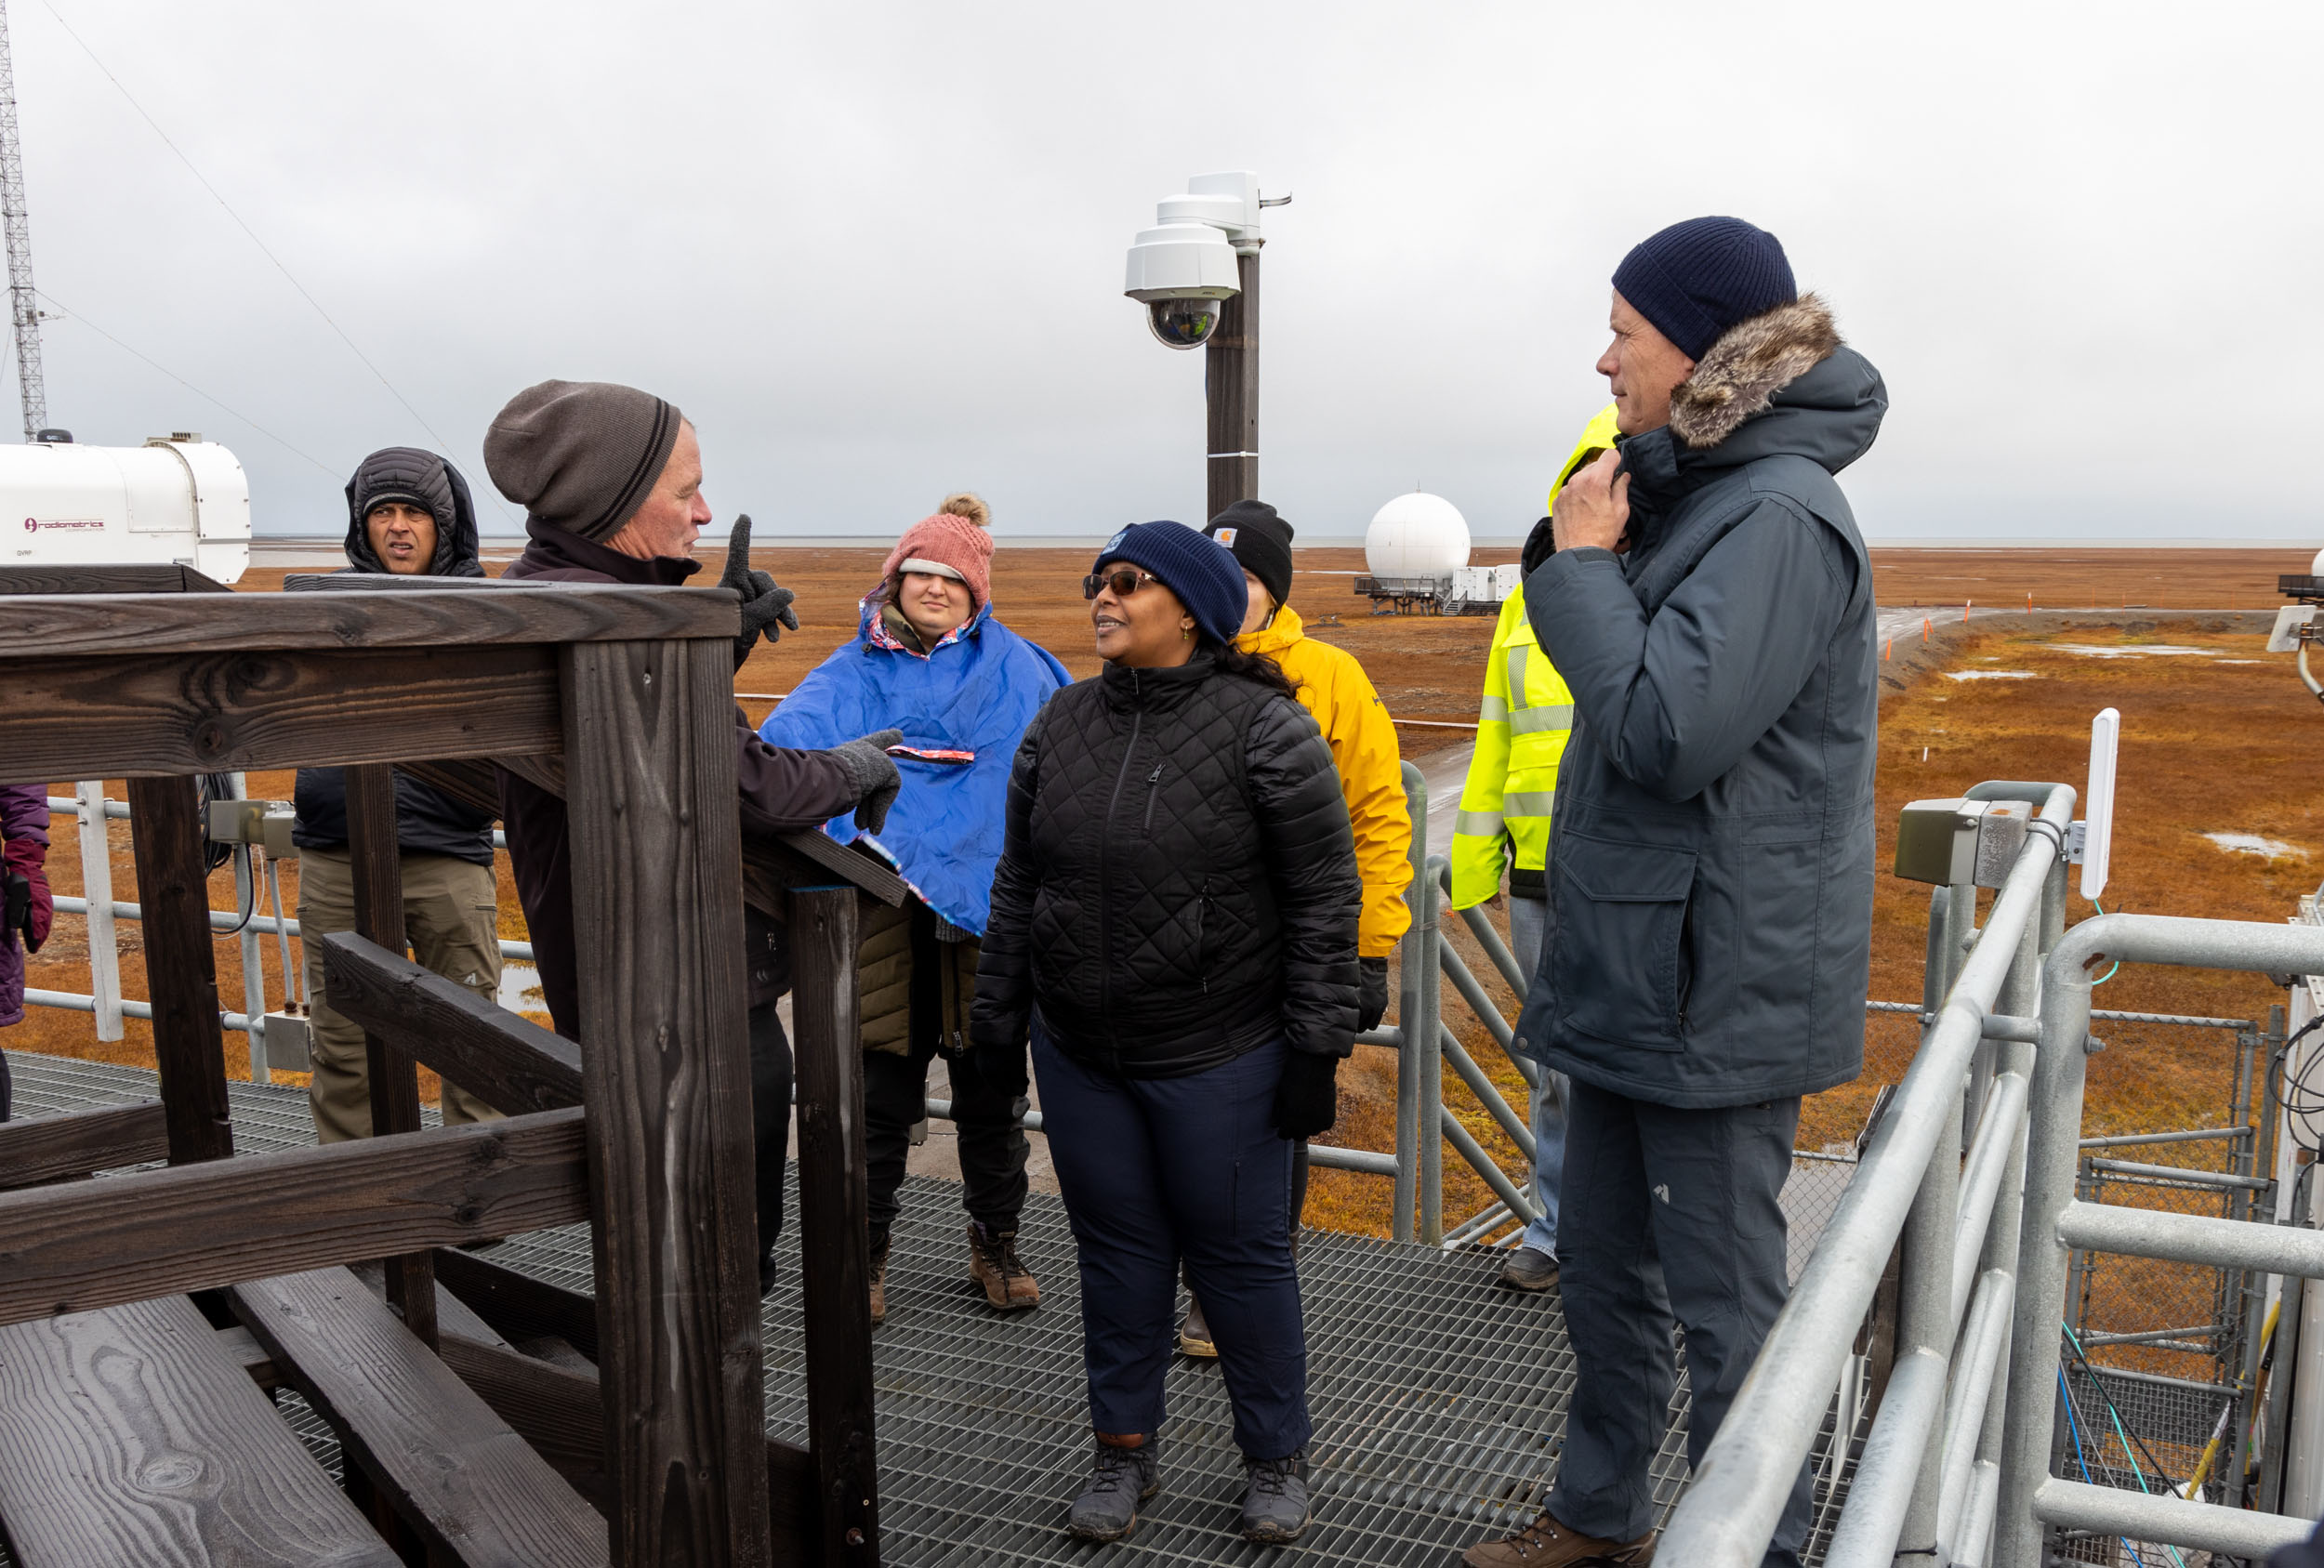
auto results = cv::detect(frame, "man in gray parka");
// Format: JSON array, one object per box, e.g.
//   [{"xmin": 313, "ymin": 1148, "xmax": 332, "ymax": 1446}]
[{"xmin": 1464, "ymin": 218, "xmax": 1883, "ymax": 1568}]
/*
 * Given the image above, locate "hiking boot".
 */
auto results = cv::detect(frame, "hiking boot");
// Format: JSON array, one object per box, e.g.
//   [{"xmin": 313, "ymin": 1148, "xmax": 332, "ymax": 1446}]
[
  {"xmin": 868, "ymin": 1231, "xmax": 891, "ymax": 1326},
  {"xmin": 1179, "ymin": 1291, "xmax": 1219, "ymax": 1358},
  {"xmin": 1462, "ymin": 1509, "xmax": 1656, "ymax": 1567},
  {"xmin": 1237, "ymin": 1450, "xmax": 1313, "ymax": 1544},
  {"xmin": 1498, "ymin": 1246, "xmax": 1560, "ymax": 1292},
  {"xmin": 1066, "ymin": 1437, "xmax": 1159, "ymax": 1542},
  {"xmin": 967, "ymin": 1219, "xmax": 1040, "ymax": 1311}
]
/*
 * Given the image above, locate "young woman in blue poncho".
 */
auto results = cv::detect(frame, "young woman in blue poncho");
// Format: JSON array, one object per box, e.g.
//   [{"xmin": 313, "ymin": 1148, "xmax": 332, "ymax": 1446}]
[{"xmin": 759, "ymin": 493, "xmax": 1070, "ymax": 1324}]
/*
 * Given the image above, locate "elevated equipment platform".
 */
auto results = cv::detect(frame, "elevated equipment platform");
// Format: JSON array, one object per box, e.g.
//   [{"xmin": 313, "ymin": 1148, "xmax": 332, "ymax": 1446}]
[{"xmin": 6, "ymin": 1049, "xmax": 1863, "ymax": 1565}]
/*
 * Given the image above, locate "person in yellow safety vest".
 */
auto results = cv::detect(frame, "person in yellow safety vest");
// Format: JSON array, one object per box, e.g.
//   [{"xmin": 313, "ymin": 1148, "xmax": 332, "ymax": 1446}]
[
  {"xmin": 1450, "ymin": 402, "xmax": 1620, "ymax": 1294},
  {"xmin": 1168, "ymin": 499, "xmax": 1413, "ymax": 1359}
]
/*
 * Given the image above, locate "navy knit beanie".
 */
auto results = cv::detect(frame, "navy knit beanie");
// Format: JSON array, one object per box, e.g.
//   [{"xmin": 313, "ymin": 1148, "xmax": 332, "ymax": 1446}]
[
  {"xmin": 1093, "ymin": 520, "xmax": 1248, "ymax": 647},
  {"xmin": 1612, "ymin": 217, "xmax": 1796, "ymax": 361}
]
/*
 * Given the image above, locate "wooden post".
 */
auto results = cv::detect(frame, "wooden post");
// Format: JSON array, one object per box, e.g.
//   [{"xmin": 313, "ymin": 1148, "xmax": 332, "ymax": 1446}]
[
  {"xmin": 791, "ymin": 885, "xmax": 879, "ymax": 1566},
  {"xmin": 125, "ymin": 775, "xmax": 232, "ymax": 1166},
  {"xmin": 344, "ymin": 762, "xmax": 437, "ymax": 1349},
  {"xmin": 562, "ymin": 636, "xmax": 771, "ymax": 1567},
  {"xmin": 1205, "ymin": 245, "xmax": 1261, "ymax": 520}
]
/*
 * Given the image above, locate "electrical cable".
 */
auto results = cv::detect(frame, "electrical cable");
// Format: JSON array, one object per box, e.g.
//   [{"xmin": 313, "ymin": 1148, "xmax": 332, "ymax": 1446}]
[
  {"xmin": 2058, "ymin": 1320, "xmax": 2196, "ymax": 1568},
  {"xmin": 34, "ymin": 1, "xmax": 516, "ymax": 520},
  {"xmin": 2088, "ymin": 899, "xmax": 2122, "ymax": 985},
  {"xmin": 34, "ymin": 288, "xmax": 338, "ymax": 477},
  {"xmin": 2272, "ymin": 1012, "xmax": 2324, "ymax": 1155},
  {"xmin": 2060, "ymin": 1366, "xmax": 2152, "ymax": 1568}
]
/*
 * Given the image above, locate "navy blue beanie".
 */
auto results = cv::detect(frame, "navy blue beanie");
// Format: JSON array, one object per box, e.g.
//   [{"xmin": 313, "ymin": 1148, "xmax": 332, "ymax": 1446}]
[
  {"xmin": 1093, "ymin": 520, "xmax": 1248, "ymax": 647},
  {"xmin": 1612, "ymin": 217, "xmax": 1796, "ymax": 361}
]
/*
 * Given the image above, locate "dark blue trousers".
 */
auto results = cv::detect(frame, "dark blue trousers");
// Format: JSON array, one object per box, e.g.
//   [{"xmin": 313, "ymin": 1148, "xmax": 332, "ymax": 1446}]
[
  {"xmin": 1548, "ymin": 1080, "xmax": 1813, "ymax": 1567},
  {"xmin": 1033, "ymin": 1026, "xmax": 1310, "ymax": 1460}
]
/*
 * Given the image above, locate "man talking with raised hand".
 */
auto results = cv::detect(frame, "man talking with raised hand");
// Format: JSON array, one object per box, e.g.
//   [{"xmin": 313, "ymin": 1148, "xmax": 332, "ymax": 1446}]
[
  {"xmin": 1464, "ymin": 219, "xmax": 1884, "ymax": 1568},
  {"xmin": 485, "ymin": 379, "xmax": 905, "ymax": 1294}
]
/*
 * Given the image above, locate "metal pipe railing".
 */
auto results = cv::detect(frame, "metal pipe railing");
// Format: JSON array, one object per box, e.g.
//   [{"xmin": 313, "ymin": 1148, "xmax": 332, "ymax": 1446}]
[{"xmin": 1657, "ymin": 784, "xmax": 2076, "ymax": 1567}]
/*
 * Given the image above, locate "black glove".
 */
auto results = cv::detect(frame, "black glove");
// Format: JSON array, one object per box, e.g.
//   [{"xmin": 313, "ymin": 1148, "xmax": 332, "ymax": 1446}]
[
  {"xmin": 1273, "ymin": 1049, "xmax": 1340, "ymax": 1139},
  {"xmin": 826, "ymin": 729, "xmax": 904, "ymax": 835},
  {"xmin": 720, "ymin": 514, "xmax": 798, "ymax": 667},
  {"xmin": 962, "ymin": 1038, "xmax": 1029, "ymax": 1100},
  {"xmin": 1356, "ymin": 956, "xmax": 1389, "ymax": 1034},
  {"xmin": 3, "ymin": 872, "xmax": 26, "ymax": 942},
  {"xmin": 1520, "ymin": 515, "xmax": 1555, "ymax": 578}
]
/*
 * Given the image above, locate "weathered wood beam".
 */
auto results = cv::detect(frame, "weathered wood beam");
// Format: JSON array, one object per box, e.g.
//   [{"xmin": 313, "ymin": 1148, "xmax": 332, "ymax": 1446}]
[
  {"xmin": 231, "ymin": 1267, "xmax": 608, "ymax": 1567},
  {"xmin": 1, "ymin": 644, "xmax": 561, "ymax": 784},
  {"xmin": 0, "ymin": 562, "xmax": 230, "ymax": 595},
  {"xmin": 0, "ymin": 1294, "xmax": 402, "ymax": 1566},
  {"xmin": 0, "ymin": 1109, "xmax": 588, "ymax": 1328},
  {"xmin": 125, "ymin": 774, "xmax": 234, "ymax": 1166},
  {"xmin": 435, "ymin": 1330, "xmax": 818, "ymax": 1548},
  {"xmin": 346, "ymin": 762, "xmax": 439, "ymax": 1351},
  {"xmin": 323, "ymin": 932, "xmax": 583, "ymax": 1115},
  {"xmin": 791, "ymin": 885, "xmax": 882, "ymax": 1566},
  {"xmin": 432, "ymin": 1247, "xmax": 600, "ymax": 1361},
  {"xmin": 0, "ymin": 1100, "xmax": 168, "ymax": 1190},
  {"xmin": 0, "ymin": 582, "xmax": 739, "ymax": 657},
  {"xmin": 562, "ymin": 635, "xmax": 771, "ymax": 1565}
]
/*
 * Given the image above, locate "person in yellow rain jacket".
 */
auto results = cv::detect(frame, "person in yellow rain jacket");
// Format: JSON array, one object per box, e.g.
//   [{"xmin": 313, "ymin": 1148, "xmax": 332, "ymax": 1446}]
[
  {"xmin": 1166, "ymin": 499, "xmax": 1412, "ymax": 1359},
  {"xmin": 1450, "ymin": 403, "xmax": 1619, "ymax": 1293}
]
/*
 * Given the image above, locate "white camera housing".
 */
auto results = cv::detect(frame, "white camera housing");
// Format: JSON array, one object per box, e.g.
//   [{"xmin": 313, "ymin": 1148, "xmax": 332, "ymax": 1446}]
[{"xmin": 1124, "ymin": 171, "xmax": 1268, "ymax": 349}]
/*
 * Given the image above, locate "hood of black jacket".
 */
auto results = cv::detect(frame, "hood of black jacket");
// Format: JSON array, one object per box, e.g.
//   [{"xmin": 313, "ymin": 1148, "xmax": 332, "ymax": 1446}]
[{"xmin": 340, "ymin": 451, "xmax": 487, "ymax": 577}]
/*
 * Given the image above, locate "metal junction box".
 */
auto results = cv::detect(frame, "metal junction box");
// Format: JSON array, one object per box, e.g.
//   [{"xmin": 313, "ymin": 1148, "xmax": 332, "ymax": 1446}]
[{"xmin": 1894, "ymin": 797, "xmax": 2032, "ymax": 889}]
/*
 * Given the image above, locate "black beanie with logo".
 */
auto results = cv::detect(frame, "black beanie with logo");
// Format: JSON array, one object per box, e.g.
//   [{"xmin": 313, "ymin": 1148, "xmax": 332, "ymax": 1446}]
[{"xmin": 1204, "ymin": 500, "xmax": 1294, "ymax": 611}]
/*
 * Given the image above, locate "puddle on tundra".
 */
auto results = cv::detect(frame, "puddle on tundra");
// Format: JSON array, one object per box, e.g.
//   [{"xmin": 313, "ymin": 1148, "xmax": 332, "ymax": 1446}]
[
  {"xmin": 1945, "ymin": 670, "xmax": 2038, "ymax": 680},
  {"xmin": 2203, "ymin": 833, "xmax": 2306, "ymax": 861},
  {"xmin": 2051, "ymin": 643, "xmax": 2220, "ymax": 659}
]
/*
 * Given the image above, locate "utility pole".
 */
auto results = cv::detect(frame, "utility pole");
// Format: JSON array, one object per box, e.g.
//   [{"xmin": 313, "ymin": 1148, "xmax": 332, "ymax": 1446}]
[
  {"xmin": 1205, "ymin": 248, "xmax": 1260, "ymax": 521},
  {"xmin": 0, "ymin": 0, "xmax": 46, "ymax": 441},
  {"xmin": 1124, "ymin": 172, "xmax": 1287, "ymax": 521}
]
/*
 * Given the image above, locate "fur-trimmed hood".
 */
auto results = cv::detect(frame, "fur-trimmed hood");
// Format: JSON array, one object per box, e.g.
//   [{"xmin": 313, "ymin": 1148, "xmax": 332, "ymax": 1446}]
[{"xmin": 1670, "ymin": 293, "xmax": 1842, "ymax": 450}]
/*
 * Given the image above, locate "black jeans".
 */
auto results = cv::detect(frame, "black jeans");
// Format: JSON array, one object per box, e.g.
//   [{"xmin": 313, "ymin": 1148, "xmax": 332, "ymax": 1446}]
[
  {"xmin": 864, "ymin": 1035, "xmax": 1029, "ymax": 1239},
  {"xmin": 748, "ymin": 999, "xmax": 792, "ymax": 1258},
  {"xmin": 1547, "ymin": 1080, "xmax": 1811, "ymax": 1566}
]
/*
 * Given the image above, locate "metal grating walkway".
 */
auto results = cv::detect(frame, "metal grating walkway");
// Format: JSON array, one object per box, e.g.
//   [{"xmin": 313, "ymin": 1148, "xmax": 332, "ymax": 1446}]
[{"xmin": 5, "ymin": 1049, "xmax": 1866, "ymax": 1565}]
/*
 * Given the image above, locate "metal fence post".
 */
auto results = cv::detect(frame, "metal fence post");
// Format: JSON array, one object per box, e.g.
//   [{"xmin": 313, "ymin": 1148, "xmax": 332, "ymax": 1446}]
[
  {"xmin": 229, "ymin": 772, "xmax": 269, "ymax": 1085},
  {"xmin": 1998, "ymin": 957, "xmax": 2098, "ymax": 1568},
  {"xmin": 74, "ymin": 779, "xmax": 124, "ymax": 1042},
  {"xmin": 1392, "ymin": 762, "xmax": 1426, "ymax": 1245},
  {"xmin": 1419, "ymin": 858, "xmax": 1445, "ymax": 1246}
]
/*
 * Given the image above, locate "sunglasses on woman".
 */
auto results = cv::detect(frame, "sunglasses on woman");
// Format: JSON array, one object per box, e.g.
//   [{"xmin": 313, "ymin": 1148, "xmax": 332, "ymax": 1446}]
[{"xmin": 1083, "ymin": 567, "xmax": 1160, "ymax": 600}]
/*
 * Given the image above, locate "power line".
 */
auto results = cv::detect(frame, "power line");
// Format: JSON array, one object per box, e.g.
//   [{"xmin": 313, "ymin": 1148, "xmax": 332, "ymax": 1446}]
[
  {"xmin": 37, "ymin": 287, "xmax": 338, "ymax": 476},
  {"xmin": 33, "ymin": 1, "xmax": 514, "ymax": 517}
]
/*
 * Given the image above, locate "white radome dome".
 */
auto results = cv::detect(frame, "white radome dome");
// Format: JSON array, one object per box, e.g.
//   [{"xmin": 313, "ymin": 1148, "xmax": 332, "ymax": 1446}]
[
  {"xmin": 2311, "ymin": 545, "xmax": 2324, "ymax": 576},
  {"xmin": 1365, "ymin": 493, "xmax": 1470, "ymax": 579}
]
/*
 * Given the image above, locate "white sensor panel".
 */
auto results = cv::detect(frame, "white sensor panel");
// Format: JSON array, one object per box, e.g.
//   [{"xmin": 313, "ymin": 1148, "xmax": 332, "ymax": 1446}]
[{"xmin": 2080, "ymin": 707, "xmax": 2119, "ymax": 902}]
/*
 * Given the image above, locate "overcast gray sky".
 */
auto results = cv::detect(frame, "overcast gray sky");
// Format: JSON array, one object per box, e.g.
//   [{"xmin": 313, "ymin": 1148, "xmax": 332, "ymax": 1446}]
[{"xmin": 7, "ymin": 1, "xmax": 2317, "ymax": 543}]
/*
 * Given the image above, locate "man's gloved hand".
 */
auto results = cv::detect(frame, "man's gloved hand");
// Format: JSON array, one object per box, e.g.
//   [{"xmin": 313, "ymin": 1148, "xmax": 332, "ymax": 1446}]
[
  {"xmin": 720, "ymin": 515, "xmax": 799, "ymax": 667},
  {"xmin": 1356, "ymin": 956, "xmax": 1390, "ymax": 1034},
  {"xmin": 1273, "ymin": 1049, "xmax": 1340, "ymax": 1140},
  {"xmin": 827, "ymin": 729, "xmax": 904, "ymax": 835}
]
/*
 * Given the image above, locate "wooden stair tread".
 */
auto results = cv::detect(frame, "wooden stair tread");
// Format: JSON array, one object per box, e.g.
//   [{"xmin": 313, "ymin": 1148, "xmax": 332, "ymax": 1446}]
[
  {"xmin": 230, "ymin": 1267, "xmax": 607, "ymax": 1568},
  {"xmin": 0, "ymin": 1294, "xmax": 398, "ymax": 1566}
]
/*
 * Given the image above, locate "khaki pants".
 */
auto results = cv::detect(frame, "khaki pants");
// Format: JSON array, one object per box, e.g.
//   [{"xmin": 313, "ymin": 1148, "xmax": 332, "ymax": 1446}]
[{"xmin": 297, "ymin": 846, "xmax": 505, "ymax": 1143}]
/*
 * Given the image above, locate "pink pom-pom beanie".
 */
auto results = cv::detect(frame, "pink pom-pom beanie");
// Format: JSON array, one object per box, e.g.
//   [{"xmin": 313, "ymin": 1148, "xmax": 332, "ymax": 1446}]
[{"xmin": 880, "ymin": 507, "xmax": 994, "ymax": 613}]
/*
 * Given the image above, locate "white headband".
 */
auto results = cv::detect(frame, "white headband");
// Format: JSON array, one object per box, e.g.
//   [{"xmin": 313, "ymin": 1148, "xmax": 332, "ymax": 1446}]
[{"xmin": 897, "ymin": 557, "xmax": 966, "ymax": 583}]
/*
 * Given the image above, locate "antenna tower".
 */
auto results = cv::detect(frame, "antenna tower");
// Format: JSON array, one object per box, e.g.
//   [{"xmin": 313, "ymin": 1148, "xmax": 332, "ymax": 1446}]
[{"xmin": 0, "ymin": 0, "xmax": 46, "ymax": 441}]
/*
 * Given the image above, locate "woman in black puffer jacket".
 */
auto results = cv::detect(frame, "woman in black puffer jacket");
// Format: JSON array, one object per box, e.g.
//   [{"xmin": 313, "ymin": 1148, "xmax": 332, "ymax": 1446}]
[{"xmin": 969, "ymin": 521, "xmax": 1360, "ymax": 1548}]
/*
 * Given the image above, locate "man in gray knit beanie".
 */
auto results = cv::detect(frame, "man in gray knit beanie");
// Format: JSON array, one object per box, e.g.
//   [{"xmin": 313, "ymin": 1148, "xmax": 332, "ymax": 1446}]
[{"xmin": 487, "ymin": 376, "xmax": 903, "ymax": 1297}]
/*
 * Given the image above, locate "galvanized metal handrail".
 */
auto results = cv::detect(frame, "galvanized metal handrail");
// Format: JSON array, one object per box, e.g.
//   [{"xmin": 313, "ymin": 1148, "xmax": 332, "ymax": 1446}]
[{"xmin": 1660, "ymin": 784, "xmax": 2076, "ymax": 1566}]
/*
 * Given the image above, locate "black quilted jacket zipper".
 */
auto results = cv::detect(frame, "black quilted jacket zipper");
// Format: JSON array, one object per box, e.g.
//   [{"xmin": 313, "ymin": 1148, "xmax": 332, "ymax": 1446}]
[{"xmin": 1097, "ymin": 673, "xmax": 1144, "ymax": 1051}]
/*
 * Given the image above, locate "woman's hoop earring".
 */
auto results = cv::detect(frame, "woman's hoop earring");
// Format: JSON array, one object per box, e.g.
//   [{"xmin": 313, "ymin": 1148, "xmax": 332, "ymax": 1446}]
[{"xmin": 1182, "ymin": 626, "xmax": 1192, "ymax": 641}]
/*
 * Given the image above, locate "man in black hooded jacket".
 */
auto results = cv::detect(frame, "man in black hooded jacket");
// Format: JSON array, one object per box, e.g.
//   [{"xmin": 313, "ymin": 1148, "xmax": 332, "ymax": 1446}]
[{"xmin": 292, "ymin": 447, "xmax": 507, "ymax": 1142}]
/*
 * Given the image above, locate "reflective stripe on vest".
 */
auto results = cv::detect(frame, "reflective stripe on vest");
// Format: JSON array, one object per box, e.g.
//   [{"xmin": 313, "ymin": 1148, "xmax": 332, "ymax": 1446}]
[
  {"xmin": 1503, "ymin": 791, "xmax": 1557, "ymax": 818},
  {"xmin": 1511, "ymin": 704, "xmax": 1573, "ymax": 734},
  {"xmin": 1454, "ymin": 810, "xmax": 1505, "ymax": 838},
  {"xmin": 1507, "ymin": 644, "xmax": 1530, "ymax": 708},
  {"xmin": 1477, "ymin": 693, "xmax": 1510, "ymax": 723}
]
